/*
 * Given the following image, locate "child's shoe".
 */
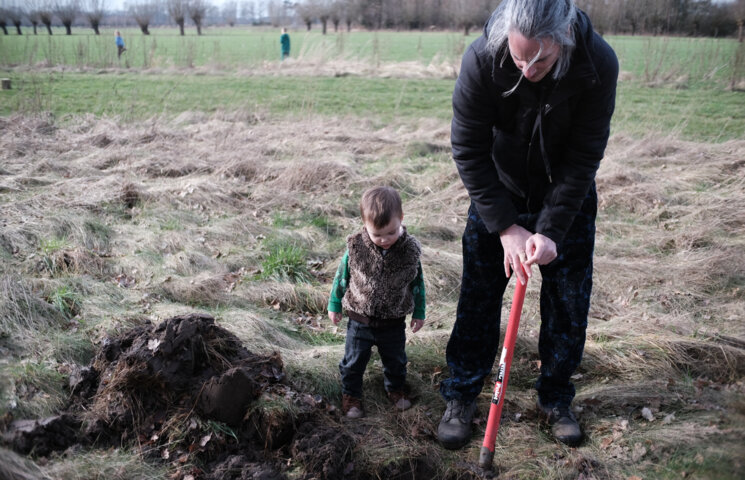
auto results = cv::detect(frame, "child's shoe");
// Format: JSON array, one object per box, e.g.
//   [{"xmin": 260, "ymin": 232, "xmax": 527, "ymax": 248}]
[
  {"xmin": 387, "ymin": 390, "xmax": 412, "ymax": 411},
  {"xmin": 342, "ymin": 394, "xmax": 365, "ymax": 418}
]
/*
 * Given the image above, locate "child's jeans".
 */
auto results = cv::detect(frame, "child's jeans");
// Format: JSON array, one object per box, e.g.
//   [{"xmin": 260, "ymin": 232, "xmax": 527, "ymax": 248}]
[{"xmin": 339, "ymin": 319, "xmax": 407, "ymax": 398}]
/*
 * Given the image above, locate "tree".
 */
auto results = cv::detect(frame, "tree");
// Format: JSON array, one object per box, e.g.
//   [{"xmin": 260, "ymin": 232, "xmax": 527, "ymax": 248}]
[
  {"xmin": 222, "ymin": 0, "xmax": 237, "ymax": 25},
  {"xmin": 240, "ymin": 0, "xmax": 258, "ymax": 24},
  {"xmin": 29, "ymin": 8, "xmax": 41, "ymax": 34},
  {"xmin": 450, "ymin": 0, "xmax": 490, "ymax": 36},
  {"xmin": 55, "ymin": 0, "xmax": 81, "ymax": 35},
  {"xmin": 129, "ymin": 0, "xmax": 159, "ymax": 35},
  {"xmin": 39, "ymin": 1, "xmax": 55, "ymax": 35},
  {"xmin": 0, "ymin": 8, "xmax": 7, "ymax": 35},
  {"xmin": 168, "ymin": 0, "xmax": 187, "ymax": 35},
  {"xmin": 735, "ymin": 0, "xmax": 745, "ymax": 42},
  {"xmin": 317, "ymin": 0, "xmax": 333, "ymax": 34},
  {"xmin": 266, "ymin": 0, "xmax": 283, "ymax": 26},
  {"xmin": 295, "ymin": 1, "xmax": 314, "ymax": 30},
  {"xmin": 85, "ymin": 0, "xmax": 106, "ymax": 34},
  {"xmin": 189, "ymin": 0, "xmax": 209, "ymax": 35}
]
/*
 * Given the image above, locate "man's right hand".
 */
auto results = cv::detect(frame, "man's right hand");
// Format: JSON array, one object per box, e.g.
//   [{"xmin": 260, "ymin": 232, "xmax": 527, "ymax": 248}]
[{"xmin": 499, "ymin": 224, "xmax": 533, "ymax": 284}]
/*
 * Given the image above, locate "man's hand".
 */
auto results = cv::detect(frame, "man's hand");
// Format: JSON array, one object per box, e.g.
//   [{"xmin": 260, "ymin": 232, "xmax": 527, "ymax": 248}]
[
  {"xmin": 500, "ymin": 225, "xmax": 558, "ymax": 284},
  {"xmin": 499, "ymin": 224, "xmax": 533, "ymax": 284},
  {"xmin": 411, "ymin": 317, "xmax": 424, "ymax": 333},
  {"xmin": 524, "ymin": 232, "xmax": 557, "ymax": 268},
  {"xmin": 328, "ymin": 311, "xmax": 342, "ymax": 325}
]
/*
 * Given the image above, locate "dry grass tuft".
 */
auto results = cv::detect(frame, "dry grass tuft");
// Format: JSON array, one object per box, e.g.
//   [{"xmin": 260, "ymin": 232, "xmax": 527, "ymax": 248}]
[
  {"xmin": 40, "ymin": 248, "xmax": 107, "ymax": 278},
  {"xmin": 0, "ymin": 447, "xmax": 52, "ymax": 480},
  {"xmin": 270, "ymin": 160, "xmax": 356, "ymax": 193},
  {"xmin": 160, "ymin": 273, "xmax": 234, "ymax": 307},
  {"xmin": 237, "ymin": 281, "xmax": 328, "ymax": 314},
  {"xmin": 0, "ymin": 275, "xmax": 63, "ymax": 336}
]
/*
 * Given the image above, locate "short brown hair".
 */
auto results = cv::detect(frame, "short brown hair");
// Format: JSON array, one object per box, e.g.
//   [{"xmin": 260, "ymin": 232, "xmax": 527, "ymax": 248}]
[{"xmin": 360, "ymin": 186, "xmax": 403, "ymax": 229}]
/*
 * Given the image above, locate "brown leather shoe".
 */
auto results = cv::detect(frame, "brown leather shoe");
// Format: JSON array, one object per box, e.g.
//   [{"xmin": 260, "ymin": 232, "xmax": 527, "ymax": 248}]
[
  {"xmin": 537, "ymin": 399, "xmax": 582, "ymax": 446},
  {"xmin": 342, "ymin": 394, "xmax": 364, "ymax": 418},
  {"xmin": 387, "ymin": 390, "xmax": 412, "ymax": 410}
]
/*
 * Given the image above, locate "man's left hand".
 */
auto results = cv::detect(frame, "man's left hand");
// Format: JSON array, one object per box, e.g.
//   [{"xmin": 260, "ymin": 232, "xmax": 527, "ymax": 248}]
[{"xmin": 524, "ymin": 233, "xmax": 557, "ymax": 268}]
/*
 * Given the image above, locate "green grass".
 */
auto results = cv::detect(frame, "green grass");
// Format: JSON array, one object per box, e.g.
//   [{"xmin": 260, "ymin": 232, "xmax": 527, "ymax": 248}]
[
  {"xmin": 0, "ymin": 71, "xmax": 455, "ymax": 123},
  {"xmin": 2, "ymin": 70, "xmax": 742, "ymax": 142},
  {"xmin": 0, "ymin": 27, "xmax": 469, "ymax": 68},
  {"xmin": 260, "ymin": 239, "xmax": 313, "ymax": 283},
  {"xmin": 0, "ymin": 28, "xmax": 739, "ymax": 82},
  {"xmin": 46, "ymin": 285, "xmax": 82, "ymax": 319}
]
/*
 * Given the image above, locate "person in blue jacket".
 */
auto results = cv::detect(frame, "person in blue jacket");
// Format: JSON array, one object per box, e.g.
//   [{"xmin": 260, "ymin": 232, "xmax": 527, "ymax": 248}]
[
  {"xmin": 437, "ymin": 0, "xmax": 618, "ymax": 450},
  {"xmin": 115, "ymin": 30, "xmax": 126, "ymax": 59}
]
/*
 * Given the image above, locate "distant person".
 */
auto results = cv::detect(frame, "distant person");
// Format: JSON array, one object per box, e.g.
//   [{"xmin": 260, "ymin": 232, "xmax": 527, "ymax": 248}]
[
  {"xmin": 280, "ymin": 27, "xmax": 290, "ymax": 60},
  {"xmin": 437, "ymin": 0, "xmax": 618, "ymax": 450},
  {"xmin": 328, "ymin": 186, "xmax": 426, "ymax": 419},
  {"xmin": 115, "ymin": 30, "xmax": 126, "ymax": 59}
]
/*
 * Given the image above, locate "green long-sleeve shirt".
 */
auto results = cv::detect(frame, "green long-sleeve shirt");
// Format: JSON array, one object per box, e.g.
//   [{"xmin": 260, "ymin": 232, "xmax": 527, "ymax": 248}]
[{"xmin": 327, "ymin": 249, "xmax": 426, "ymax": 319}]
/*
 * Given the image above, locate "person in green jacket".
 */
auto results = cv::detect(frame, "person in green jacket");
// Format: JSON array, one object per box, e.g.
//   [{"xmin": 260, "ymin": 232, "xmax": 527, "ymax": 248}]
[
  {"xmin": 280, "ymin": 28, "xmax": 290, "ymax": 60},
  {"xmin": 328, "ymin": 186, "xmax": 426, "ymax": 419}
]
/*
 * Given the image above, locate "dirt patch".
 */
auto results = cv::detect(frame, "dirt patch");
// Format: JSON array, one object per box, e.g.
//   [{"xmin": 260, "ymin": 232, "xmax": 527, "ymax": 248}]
[{"xmin": 1, "ymin": 313, "xmax": 357, "ymax": 479}]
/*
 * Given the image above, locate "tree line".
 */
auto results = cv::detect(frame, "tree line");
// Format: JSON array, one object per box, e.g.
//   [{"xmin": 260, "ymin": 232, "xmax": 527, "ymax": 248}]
[{"xmin": 1, "ymin": 0, "xmax": 743, "ymax": 40}]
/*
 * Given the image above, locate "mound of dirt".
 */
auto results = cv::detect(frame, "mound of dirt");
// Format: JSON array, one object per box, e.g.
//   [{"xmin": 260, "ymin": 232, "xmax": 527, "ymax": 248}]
[{"xmin": 1, "ymin": 313, "xmax": 356, "ymax": 479}]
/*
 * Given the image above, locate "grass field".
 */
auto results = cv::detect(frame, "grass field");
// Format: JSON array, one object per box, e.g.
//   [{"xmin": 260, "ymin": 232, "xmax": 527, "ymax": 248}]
[{"xmin": 1, "ymin": 27, "xmax": 744, "ymax": 480}]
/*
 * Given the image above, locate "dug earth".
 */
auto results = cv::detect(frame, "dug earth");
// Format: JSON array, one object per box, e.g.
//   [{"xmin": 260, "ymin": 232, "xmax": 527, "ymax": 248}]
[{"xmin": 1, "ymin": 313, "xmax": 355, "ymax": 479}]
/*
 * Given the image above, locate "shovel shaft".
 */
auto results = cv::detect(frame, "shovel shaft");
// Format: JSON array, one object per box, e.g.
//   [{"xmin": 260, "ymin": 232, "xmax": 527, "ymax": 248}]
[{"xmin": 479, "ymin": 273, "xmax": 528, "ymax": 468}]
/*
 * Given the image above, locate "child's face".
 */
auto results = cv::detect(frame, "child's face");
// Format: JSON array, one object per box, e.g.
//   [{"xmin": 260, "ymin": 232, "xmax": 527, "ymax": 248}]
[{"xmin": 364, "ymin": 216, "xmax": 403, "ymax": 250}]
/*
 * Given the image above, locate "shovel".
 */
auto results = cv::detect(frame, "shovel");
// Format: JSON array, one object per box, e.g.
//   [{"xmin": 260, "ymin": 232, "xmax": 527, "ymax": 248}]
[{"xmin": 478, "ymin": 266, "xmax": 528, "ymax": 469}]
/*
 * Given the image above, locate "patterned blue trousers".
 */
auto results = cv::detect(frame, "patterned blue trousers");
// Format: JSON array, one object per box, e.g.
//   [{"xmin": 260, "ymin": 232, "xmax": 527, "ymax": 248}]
[{"xmin": 440, "ymin": 186, "xmax": 596, "ymax": 408}]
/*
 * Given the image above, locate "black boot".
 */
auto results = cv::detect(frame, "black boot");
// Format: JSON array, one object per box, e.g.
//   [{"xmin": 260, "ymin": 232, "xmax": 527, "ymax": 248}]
[
  {"xmin": 437, "ymin": 399, "xmax": 476, "ymax": 449},
  {"xmin": 537, "ymin": 399, "xmax": 582, "ymax": 446}
]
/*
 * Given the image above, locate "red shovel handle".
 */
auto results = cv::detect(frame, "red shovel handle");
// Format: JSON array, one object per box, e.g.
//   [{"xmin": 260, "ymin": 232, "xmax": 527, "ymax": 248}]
[{"xmin": 479, "ymin": 269, "xmax": 528, "ymax": 469}]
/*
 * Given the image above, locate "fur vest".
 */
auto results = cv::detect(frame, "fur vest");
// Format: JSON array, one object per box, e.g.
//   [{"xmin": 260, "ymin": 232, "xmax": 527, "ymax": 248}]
[{"xmin": 342, "ymin": 227, "xmax": 421, "ymax": 320}]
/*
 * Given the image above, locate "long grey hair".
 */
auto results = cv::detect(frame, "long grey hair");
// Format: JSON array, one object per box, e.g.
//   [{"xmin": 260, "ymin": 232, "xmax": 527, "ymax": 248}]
[{"xmin": 486, "ymin": 0, "xmax": 577, "ymax": 96}]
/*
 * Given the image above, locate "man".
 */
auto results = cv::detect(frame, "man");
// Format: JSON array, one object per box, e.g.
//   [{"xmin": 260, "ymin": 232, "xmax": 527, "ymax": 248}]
[{"xmin": 438, "ymin": 0, "xmax": 618, "ymax": 449}]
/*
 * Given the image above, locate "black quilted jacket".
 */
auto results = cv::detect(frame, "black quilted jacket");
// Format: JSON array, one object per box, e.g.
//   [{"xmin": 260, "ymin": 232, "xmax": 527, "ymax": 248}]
[{"xmin": 451, "ymin": 9, "xmax": 618, "ymax": 243}]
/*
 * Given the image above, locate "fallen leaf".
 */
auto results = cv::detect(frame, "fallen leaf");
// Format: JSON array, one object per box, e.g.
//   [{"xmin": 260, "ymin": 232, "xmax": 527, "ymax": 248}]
[
  {"xmin": 199, "ymin": 434, "xmax": 212, "ymax": 447},
  {"xmin": 641, "ymin": 407, "xmax": 655, "ymax": 421},
  {"xmin": 627, "ymin": 476, "xmax": 643, "ymax": 480},
  {"xmin": 147, "ymin": 338, "xmax": 161, "ymax": 351},
  {"xmin": 631, "ymin": 443, "xmax": 647, "ymax": 462},
  {"xmin": 600, "ymin": 436, "xmax": 614, "ymax": 450}
]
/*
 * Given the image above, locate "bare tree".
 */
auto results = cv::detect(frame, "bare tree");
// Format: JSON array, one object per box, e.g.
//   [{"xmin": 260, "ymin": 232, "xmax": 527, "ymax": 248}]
[
  {"xmin": 735, "ymin": 0, "xmax": 745, "ymax": 42},
  {"xmin": 168, "ymin": 0, "xmax": 187, "ymax": 35},
  {"xmin": 295, "ymin": 1, "xmax": 314, "ymax": 30},
  {"xmin": 85, "ymin": 0, "xmax": 106, "ymax": 34},
  {"xmin": 330, "ymin": 1, "xmax": 342, "ymax": 32},
  {"xmin": 39, "ymin": 1, "xmax": 55, "ymax": 35},
  {"xmin": 29, "ymin": 8, "xmax": 41, "ymax": 34},
  {"xmin": 0, "ymin": 8, "xmax": 7, "ymax": 35},
  {"xmin": 129, "ymin": 0, "xmax": 159, "ymax": 35},
  {"xmin": 317, "ymin": 0, "xmax": 333, "ymax": 34},
  {"xmin": 266, "ymin": 0, "xmax": 282, "ymax": 26},
  {"xmin": 222, "ymin": 0, "xmax": 237, "ymax": 25},
  {"xmin": 240, "ymin": 1, "xmax": 253, "ymax": 23},
  {"xmin": 189, "ymin": 0, "xmax": 209, "ymax": 35},
  {"xmin": 55, "ymin": 0, "xmax": 80, "ymax": 35},
  {"xmin": 450, "ymin": 0, "xmax": 489, "ymax": 36}
]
